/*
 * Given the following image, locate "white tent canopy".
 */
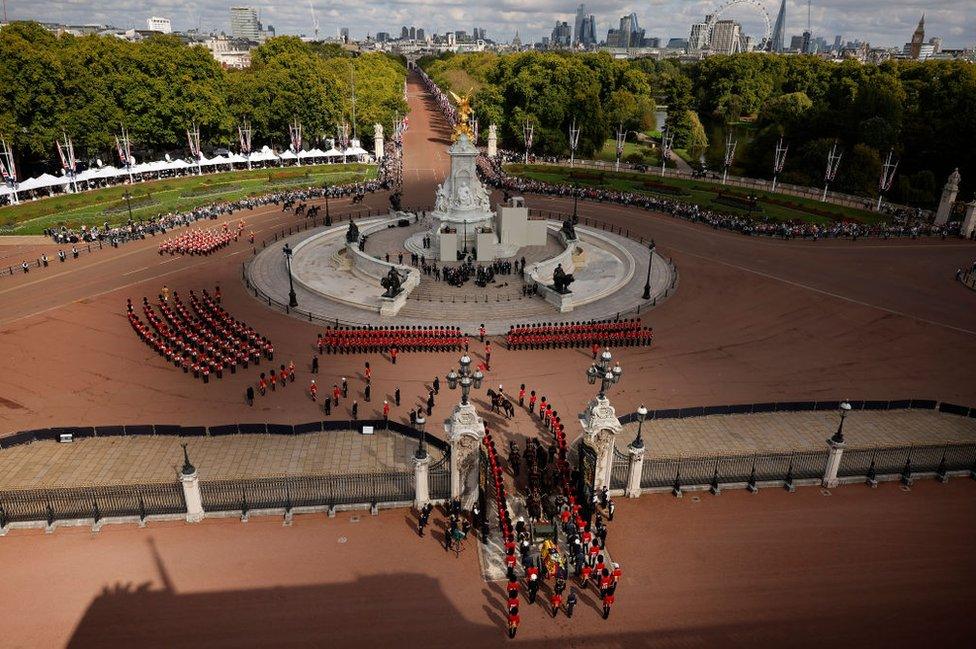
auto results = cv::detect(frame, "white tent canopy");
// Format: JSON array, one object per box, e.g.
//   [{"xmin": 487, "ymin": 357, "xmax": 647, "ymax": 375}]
[
  {"xmin": 279, "ymin": 150, "xmax": 299, "ymax": 161},
  {"xmin": 323, "ymin": 147, "xmax": 344, "ymax": 158}
]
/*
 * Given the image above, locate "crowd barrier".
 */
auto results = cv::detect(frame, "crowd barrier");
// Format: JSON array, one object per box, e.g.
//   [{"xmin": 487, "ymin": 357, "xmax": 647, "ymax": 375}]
[
  {"xmin": 0, "ymin": 419, "xmax": 450, "ymax": 453},
  {"xmin": 615, "ymin": 398, "xmax": 976, "ymax": 424}
]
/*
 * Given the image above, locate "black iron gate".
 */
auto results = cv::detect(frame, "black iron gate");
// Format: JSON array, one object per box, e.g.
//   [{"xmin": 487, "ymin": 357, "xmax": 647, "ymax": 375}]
[{"xmin": 577, "ymin": 441, "xmax": 597, "ymax": 516}]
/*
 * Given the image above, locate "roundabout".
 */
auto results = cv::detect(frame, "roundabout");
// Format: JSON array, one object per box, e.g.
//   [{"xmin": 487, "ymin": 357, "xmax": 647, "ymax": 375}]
[{"xmin": 246, "ymin": 131, "xmax": 676, "ymax": 333}]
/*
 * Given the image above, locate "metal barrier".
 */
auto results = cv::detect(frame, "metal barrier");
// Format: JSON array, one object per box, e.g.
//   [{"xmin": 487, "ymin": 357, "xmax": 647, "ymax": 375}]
[
  {"xmin": 199, "ymin": 470, "xmax": 414, "ymax": 512},
  {"xmin": 0, "ymin": 482, "xmax": 186, "ymax": 526},
  {"xmin": 617, "ymin": 398, "xmax": 968, "ymax": 424},
  {"xmin": 429, "ymin": 456, "xmax": 451, "ymax": 500},
  {"xmin": 838, "ymin": 442, "xmax": 976, "ymax": 479},
  {"xmin": 641, "ymin": 450, "xmax": 830, "ymax": 490},
  {"xmin": 610, "ymin": 446, "xmax": 630, "ymax": 490},
  {"xmin": 0, "ymin": 419, "xmax": 449, "ymax": 453}
]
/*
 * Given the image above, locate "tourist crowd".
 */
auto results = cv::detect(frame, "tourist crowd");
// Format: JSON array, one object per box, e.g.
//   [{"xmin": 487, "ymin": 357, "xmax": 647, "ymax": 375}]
[{"xmin": 505, "ymin": 319, "xmax": 653, "ymax": 350}]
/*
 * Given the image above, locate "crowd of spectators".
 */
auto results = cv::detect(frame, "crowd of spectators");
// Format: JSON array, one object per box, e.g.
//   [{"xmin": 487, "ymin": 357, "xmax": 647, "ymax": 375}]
[{"xmin": 479, "ymin": 154, "xmax": 958, "ymax": 241}]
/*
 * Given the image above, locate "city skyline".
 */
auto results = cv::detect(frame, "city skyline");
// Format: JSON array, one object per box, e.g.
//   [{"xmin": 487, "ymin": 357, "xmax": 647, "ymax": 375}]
[{"xmin": 2, "ymin": 1, "xmax": 974, "ymax": 49}]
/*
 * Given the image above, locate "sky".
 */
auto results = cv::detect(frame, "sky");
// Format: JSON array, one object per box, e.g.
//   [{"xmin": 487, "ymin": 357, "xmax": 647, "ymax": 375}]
[{"xmin": 4, "ymin": 0, "xmax": 974, "ymax": 49}]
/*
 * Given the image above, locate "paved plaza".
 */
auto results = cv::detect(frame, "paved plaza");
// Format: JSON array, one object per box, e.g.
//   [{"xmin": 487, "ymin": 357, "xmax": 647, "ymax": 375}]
[{"xmin": 0, "ymin": 429, "xmax": 443, "ymax": 489}]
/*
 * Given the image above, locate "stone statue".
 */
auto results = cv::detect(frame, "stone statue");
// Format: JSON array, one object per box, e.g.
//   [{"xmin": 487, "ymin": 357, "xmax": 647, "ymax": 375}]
[
  {"xmin": 561, "ymin": 217, "xmax": 577, "ymax": 241},
  {"xmin": 434, "ymin": 185, "xmax": 448, "ymax": 212},
  {"xmin": 947, "ymin": 167, "xmax": 961, "ymax": 191},
  {"xmin": 374, "ymin": 123, "xmax": 383, "ymax": 140},
  {"xmin": 551, "ymin": 263, "xmax": 575, "ymax": 294},
  {"xmin": 448, "ymin": 91, "xmax": 475, "ymax": 142},
  {"xmin": 380, "ymin": 266, "xmax": 406, "ymax": 298},
  {"xmin": 345, "ymin": 219, "xmax": 359, "ymax": 244},
  {"xmin": 456, "ymin": 183, "xmax": 474, "ymax": 209}
]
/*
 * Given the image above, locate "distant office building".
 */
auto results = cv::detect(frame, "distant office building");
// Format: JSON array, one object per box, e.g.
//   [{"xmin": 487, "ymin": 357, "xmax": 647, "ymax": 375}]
[
  {"xmin": 801, "ymin": 30, "xmax": 812, "ymax": 54},
  {"xmin": 929, "ymin": 36, "xmax": 942, "ymax": 53},
  {"xmin": 770, "ymin": 0, "xmax": 787, "ymax": 52},
  {"xmin": 551, "ymin": 21, "xmax": 571, "ymax": 48},
  {"xmin": 417, "ymin": 28, "xmax": 425, "ymax": 41},
  {"xmin": 340, "ymin": 27, "xmax": 349, "ymax": 43},
  {"xmin": 644, "ymin": 37, "xmax": 661, "ymax": 48},
  {"xmin": 409, "ymin": 26, "xmax": 416, "ymax": 40},
  {"xmin": 833, "ymin": 35, "xmax": 842, "ymax": 51},
  {"xmin": 667, "ymin": 38, "xmax": 689, "ymax": 50},
  {"xmin": 376, "ymin": 32, "xmax": 389, "ymax": 42},
  {"xmin": 711, "ymin": 20, "xmax": 742, "ymax": 54},
  {"xmin": 616, "ymin": 13, "xmax": 642, "ymax": 48},
  {"xmin": 789, "ymin": 34, "xmax": 804, "ymax": 51},
  {"xmin": 573, "ymin": 4, "xmax": 597, "ymax": 46},
  {"xmin": 230, "ymin": 6, "xmax": 260, "ymax": 41},
  {"xmin": 689, "ymin": 20, "xmax": 708, "ymax": 51},
  {"xmin": 401, "ymin": 26, "xmax": 409, "ymax": 39},
  {"xmin": 146, "ymin": 17, "xmax": 171, "ymax": 34}
]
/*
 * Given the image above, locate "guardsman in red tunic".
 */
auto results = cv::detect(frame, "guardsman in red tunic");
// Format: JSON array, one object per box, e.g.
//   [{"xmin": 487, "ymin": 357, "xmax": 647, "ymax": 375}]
[
  {"xmin": 364, "ymin": 362, "xmax": 371, "ymax": 383},
  {"xmin": 507, "ymin": 607, "xmax": 520, "ymax": 639},
  {"xmin": 528, "ymin": 391, "xmax": 537, "ymax": 413},
  {"xmin": 390, "ymin": 346, "xmax": 398, "ymax": 365},
  {"xmin": 309, "ymin": 379, "xmax": 318, "ymax": 401}
]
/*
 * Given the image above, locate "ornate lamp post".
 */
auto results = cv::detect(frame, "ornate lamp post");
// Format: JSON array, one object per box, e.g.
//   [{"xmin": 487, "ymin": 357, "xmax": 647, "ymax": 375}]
[
  {"xmin": 831, "ymin": 401, "xmax": 852, "ymax": 444},
  {"xmin": 415, "ymin": 413, "xmax": 428, "ymax": 459},
  {"xmin": 633, "ymin": 404, "xmax": 648, "ymax": 449},
  {"xmin": 642, "ymin": 239, "xmax": 656, "ymax": 300},
  {"xmin": 282, "ymin": 243, "xmax": 298, "ymax": 307},
  {"xmin": 586, "ymin": 348, "xmax": 622, "ymax": 399},
  {"xmin": 124, "ymin": 190, "xmax": 134, "ymax": 224},
  {"xmin": 446, "ymin": 354, "xmax": 484, "ymax": 406}
]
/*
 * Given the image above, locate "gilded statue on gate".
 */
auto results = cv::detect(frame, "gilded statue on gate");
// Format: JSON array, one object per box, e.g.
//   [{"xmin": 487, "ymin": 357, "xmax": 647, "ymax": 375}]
[{"xmin": 449, "ymin": 91, "xmax": 475, "ymax": 142}]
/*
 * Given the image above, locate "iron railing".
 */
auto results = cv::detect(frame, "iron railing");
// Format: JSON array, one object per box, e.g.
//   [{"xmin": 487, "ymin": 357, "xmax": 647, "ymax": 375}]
[
  {"xmin": 0, "ymin": 482, "xmax": 186, "ymax": 526},
  {"xmin": 838, "ymin": 442, "xmax": 976, "ymax": 479},
  {"xmin": 610, "ymin": 446, "xmax": 630, "ymax": 490},
  {"xmin": 640, "ymin": 450, "xmax": 829, "ymax": 489},
  {"xmin": 429, "ymin": 456, "xmax": 450, "ymax": 500},
  {"xmin": 199, "ymin": 470, "xmax": 414, "ymax": 512}
]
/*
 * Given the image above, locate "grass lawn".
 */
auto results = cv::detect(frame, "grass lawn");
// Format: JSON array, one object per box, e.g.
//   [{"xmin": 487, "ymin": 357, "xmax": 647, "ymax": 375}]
[
  {"xmin": 592, "ymin": 140, "xmax": 661, "ymax": 167},
  {"xmin": 504, "ymin": 163, "xmax": 883, "ymax": 226},
  {"xmin": 0, "ymin": 164, "xmax": 376, "ymax": 235}
]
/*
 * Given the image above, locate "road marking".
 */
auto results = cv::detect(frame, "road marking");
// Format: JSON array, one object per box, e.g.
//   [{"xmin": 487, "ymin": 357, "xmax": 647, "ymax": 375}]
[{"xmin": 122, "ymin": 266, "xmax": 149, "ymax": 276}]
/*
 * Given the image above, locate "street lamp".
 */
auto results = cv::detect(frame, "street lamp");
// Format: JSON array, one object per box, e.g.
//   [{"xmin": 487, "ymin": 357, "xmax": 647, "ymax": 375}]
[
  {"xmin": 586, "ymin": 348, "xmax": 621, "ymax": 399},
  {"xmin": 831, "ymin": 401, "xmax": 852, "ymax": 444},
  {"xmin": 282, "ymin": 243, "xmax": 298, "ymax": 307},
  {"xmin": 124, "ymin": 190, "xmax": 134, "ymax": 223},
  {"xmin": 323, "ymin": 181, "xmax": 332, "ymax": 226},
  {"xmin": 447, "ymin": 354, "xmax": 483, "ymax": 406},
  {"xmin": 633, "ymin": 404, "xmax": 648, "ymax": 449},
  {"xmin": 572, "ymin": 185, "xmax": 579, "ymax": 224},
  {"xmin": 642, "ymin": 239, "xmax": 656, "ymax": 300},
  {"xmin": 415, "ymin": 413, "xmax": 428, "ymax": 459}
]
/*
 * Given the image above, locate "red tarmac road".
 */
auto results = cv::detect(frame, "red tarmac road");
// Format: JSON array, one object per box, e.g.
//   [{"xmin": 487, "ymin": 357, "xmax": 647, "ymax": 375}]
[
  {"xmin": 0, "ymin": 480, "xmax": 973, "ymax": 648},
  {"xmin": 0, "ymin": 72, "xmax": 974, "ymax": 434}
]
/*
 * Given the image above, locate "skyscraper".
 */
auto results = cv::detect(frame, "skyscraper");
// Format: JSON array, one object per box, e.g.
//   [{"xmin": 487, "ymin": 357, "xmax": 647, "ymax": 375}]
[
  {"xmin": 586, "ymin": 15, "xmax": 596, "ymax": 46},
  {"xmin": 551, "ymin": 21, "xmax": 572, "ymax": 48},
  {"xmin": 770, "ymin": 0, "xmax": 787, "ymax": 52},
  {"xmin": 574, "ymin": 4, "xmax": 587, "ymax": 46},
  {"xmin": 230, "ymin": 6, "xmax": 260, "ymax": 41},
  {"xmin": 909, "ymin": 14, "xmax": 925, "ymax": 59}
]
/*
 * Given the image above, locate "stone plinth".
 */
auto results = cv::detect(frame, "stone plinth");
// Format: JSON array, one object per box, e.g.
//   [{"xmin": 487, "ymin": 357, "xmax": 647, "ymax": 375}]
[
  {"xmin": 379, "ymin": 291, "xmax": 408, "ymax": 316},
  {"xmin": 962, "ymin": 201, "xmax": 976, "ymax": 239},
  {"xmin": 578, "ymin": 395, "xmax": 623, "ymax": 491},
  {"xmin": 445, "ymin": 401, "xmax": 486, "ymax": 510},
  {"xmin": 934, "ymin": 168, "xmax": 961, "ymax": 226},
  {"xmin": 180, "ymin": 470, "xmax": 205, "ymax": 523}
]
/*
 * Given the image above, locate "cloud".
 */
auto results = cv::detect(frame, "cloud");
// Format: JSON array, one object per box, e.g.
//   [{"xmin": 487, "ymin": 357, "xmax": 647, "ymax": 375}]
[{"xmin": 7, "ymin": 0, "xmax": 975, "ymax": 49}]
